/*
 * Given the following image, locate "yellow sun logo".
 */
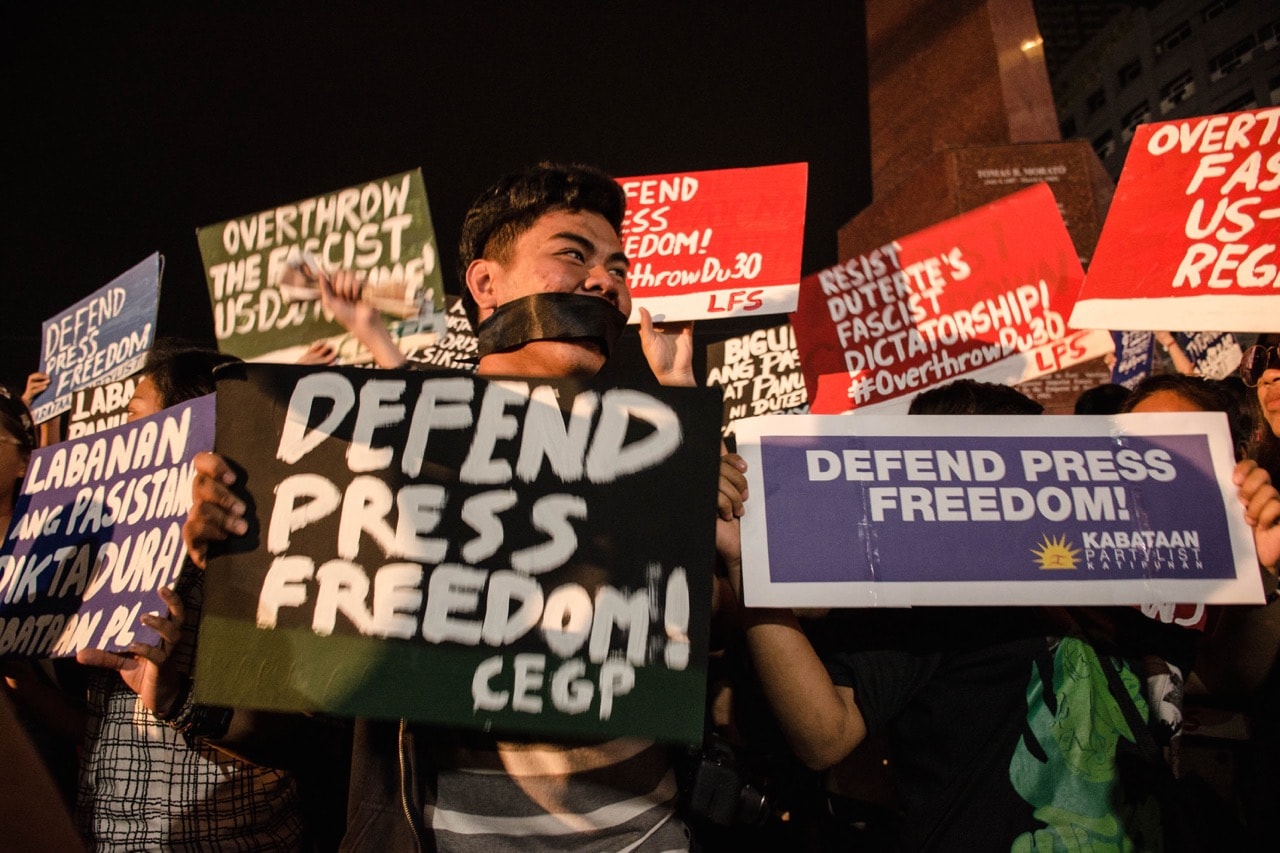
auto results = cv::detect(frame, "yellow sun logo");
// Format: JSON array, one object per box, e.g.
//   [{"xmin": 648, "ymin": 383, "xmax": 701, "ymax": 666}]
[{"xmin": 1031, "ymin": 534, "xmax": 1080, "ymax": 570}]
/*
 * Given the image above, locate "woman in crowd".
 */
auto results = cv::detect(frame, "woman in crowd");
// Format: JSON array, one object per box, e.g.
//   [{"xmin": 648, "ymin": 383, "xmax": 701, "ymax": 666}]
[
  {"xmin": 1122, "ymin": 372, "xmax": 1280, "ymax": 846},
  {"xmin": 1241, "ymin": 333, "xmax": 1280, "ymax": 477},
  {"xmin": 73, "ymin": 338, "xmax": 310, "ymax": 852},
  {"xmin": 1, "ymin": 385, "xmax": 86, "ymax": 807}
]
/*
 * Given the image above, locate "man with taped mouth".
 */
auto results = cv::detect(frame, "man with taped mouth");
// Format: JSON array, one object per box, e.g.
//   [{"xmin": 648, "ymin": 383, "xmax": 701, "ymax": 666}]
[{"xmin": 182, "ymin": 162, "xmax": 703, "ymax": 851}]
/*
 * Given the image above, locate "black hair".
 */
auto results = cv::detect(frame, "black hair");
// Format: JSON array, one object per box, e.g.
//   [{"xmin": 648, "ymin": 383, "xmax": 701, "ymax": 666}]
[
  {"xmin": 908, "ymin": 379, "xmax": 1044, "ymax": 416},
  {"xmin": 141, "ymin": 338, "xmax": 241, "ymax": 408},
  {"xmin": 1120, "ymin": 373, "xmax": 1235, "ymax": 415},
  {"xmin": 1073, "ymin": 383, "xmax": 1130, "ymax": 415},
  {"xmin": 456, "ymin": 162, "xmax": 627, "ymax": 330},
  {"xmin": 1121, "ymin": 373, "xmax": 1252, "ymax": 460},
  {"xmin": 0, "ymin": 385, "xmax": 38, "ymax": 455}
]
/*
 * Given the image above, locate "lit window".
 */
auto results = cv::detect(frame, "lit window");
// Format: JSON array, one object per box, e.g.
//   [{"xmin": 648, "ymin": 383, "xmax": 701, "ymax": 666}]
[
  {"xmin": 1154, "ymin": 21, "xmax": 1192, "ymax": 60},
  {"xmin": 1086, "ymin": 88, "xmax": 1107, "ymax": 115},
  {"xmin": 1159, "ymin": 70, "xmax": 1196, "ymax": 114},
  {"xmin": 1093, "ymin": 131, "xmax": 1116, "ymax": 161},
  {"xmin": 1260, "ymin": 19, "xmax": 1280, "ymax": 50},
  {"xmin": 1209, "ymin": 35, "xmax": 1258, "ymax": 81},
  {"xmin": 1121, "ymin": 102, "xmax": 1152, "ymax": 142},
  {"xmin": 1216, "ymin": 91, "xmax": 1259, "ymax": 113},
  {"xmin": 1117, "ymin": 59, "xmax": 1142, "ymax": 89},
  {"xmin": 1202, "ymin": 0, "xmax": 1240, "ymax": 24}
]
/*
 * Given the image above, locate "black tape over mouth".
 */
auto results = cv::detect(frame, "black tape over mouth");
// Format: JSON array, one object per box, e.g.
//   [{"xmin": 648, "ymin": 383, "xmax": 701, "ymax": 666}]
[{"xmin": 475, "ymin": 292, "xmax": 628, "ymax": 358}]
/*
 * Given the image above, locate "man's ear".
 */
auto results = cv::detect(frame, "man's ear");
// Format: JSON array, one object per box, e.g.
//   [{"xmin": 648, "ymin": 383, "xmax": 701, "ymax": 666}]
[{"xmin": 465, "ymin": 258, "xmax": 500, "ymax": 321}]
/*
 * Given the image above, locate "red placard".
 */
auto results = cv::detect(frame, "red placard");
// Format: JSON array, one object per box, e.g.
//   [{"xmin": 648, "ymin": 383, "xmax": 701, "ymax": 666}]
[
  {"xmin": 794, "ymin": 183, "xmax": 1111, "ymax": 414},
  {"xmin": 1070, "ymin": 107, "xmax": 1280, "ymax": 333},
  {"xmin": 619, "ymin": 163, "xmax": 807, "ymax": 322}
]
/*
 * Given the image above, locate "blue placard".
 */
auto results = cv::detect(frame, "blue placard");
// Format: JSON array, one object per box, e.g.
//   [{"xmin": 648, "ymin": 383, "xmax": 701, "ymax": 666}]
[
  {"xmin": 0, "ymin": 395, "xmax": 214, "ymax": 658},
  {"xmin": 735, "ymin": 412, "xmax": 1263, "ymax": 608},
  {"xmin": 29, "ymin": 253, "xmax": 162, "ymax": 424},
  {"xmin": 1109, "ymin": 330, "xmax": 1153, "ymax": 390}
]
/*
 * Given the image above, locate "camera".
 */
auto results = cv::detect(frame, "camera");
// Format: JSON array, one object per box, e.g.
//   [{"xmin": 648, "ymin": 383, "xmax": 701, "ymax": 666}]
[{"xmin": 678, "ymin": 733, "xmax": 771, "ymax": 827}]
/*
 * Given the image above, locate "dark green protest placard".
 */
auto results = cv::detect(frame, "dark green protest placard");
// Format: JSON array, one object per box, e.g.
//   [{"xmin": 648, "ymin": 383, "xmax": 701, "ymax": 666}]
[
  {"xmin": 194, "ymin": 363, "xmax": 722, "ymax": 744},
  {"xmin": 197, "ymin": 169, "xmax": 444, "ymax": 363}
]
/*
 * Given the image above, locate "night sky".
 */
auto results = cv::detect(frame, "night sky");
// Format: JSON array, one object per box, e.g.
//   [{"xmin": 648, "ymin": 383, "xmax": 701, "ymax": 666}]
[{"xmin": 2, "ymin": 2, "xmax": 871, "ymax": 392}]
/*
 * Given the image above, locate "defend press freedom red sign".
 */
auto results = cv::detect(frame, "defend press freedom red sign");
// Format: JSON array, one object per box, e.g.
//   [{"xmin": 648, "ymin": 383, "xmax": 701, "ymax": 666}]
[
  {"xmin": 1070, "ymin": 107, "xmax": 1280, "ymax": 333},
  {"xmin": 619, "ymin": 163, "xmax": 807, "ymax": 322},
  {"xmin": 792, "ymin": 183, "xmax": 1111, "ymax": 414}
]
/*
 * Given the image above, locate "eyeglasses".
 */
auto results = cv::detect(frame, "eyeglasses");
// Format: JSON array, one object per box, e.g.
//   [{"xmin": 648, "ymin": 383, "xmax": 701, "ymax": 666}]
[{"xmin": 1240, "ymin": 344, "xmax": 1280, "ymax": 387}]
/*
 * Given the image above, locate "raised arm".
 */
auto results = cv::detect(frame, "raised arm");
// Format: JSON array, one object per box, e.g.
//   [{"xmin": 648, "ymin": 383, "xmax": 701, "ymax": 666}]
[
  {"xmin": 1154, "ymin": 331, "xmax": 1197, "ymax": 376},
  {"xmin": 320, "ymin": 268, "xmax": 408, "ymax": 369},
  {"xmin": 638, "ymin": 307, "xmax": 695, "ymax": 388},
  {"xmin": 718, "ymin": 452, "xmax": 868, "ymax": 769}
]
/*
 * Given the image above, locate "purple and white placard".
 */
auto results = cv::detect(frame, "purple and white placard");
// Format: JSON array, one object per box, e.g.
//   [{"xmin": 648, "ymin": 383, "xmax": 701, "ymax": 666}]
[{"xmin": 734, "ymin": 412, "xmax": 1262, "ymax": 608}]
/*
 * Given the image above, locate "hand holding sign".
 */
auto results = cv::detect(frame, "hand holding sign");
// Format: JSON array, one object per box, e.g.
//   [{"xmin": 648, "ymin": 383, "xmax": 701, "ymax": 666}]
[
  {"xmin": 76, "ymin": 584, "xmax": 185, "ymax": 715},
  {"xmin": 1235, "ymin": 459, "xmax": 1280, "ymax": 578}
]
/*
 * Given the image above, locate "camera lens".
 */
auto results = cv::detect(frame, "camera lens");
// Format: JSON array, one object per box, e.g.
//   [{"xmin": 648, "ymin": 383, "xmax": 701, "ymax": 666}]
[{"xmin": 737, "ymin": 783, "xmax": 769, "ymax": 827}]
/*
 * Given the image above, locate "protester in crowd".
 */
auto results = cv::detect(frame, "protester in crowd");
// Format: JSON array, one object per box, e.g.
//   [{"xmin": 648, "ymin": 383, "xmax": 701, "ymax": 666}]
[
  {"xmin": 0, "ymin": 383, "xmax": 38, "ymax": 567},
  {"xmin": 1121, "ymin": 373, "xmax": 1254, "ymax": 458},
  {"xmin": 73, "ymin": 338, "xmax": 309, "ymax": 852},
  {"xmin": 1241, "ymin": 333, "xmax": 1280, "ymax": 477},
  {"xmin": 1118, "ymin": 374, "xmax": 1247, "ymax": 756},
  {"xmin": 1073, "ymin": 381, "xmax": 1130, "ymax": 415},
  {"xmin": 182, "ymin": 162, "xmax": 721, "ymax": 851},
  {"xmin": 1, "ymin": 384, "xmax": 86, "ymax": 807},
  {"xmin": 719, "ymin": 376, "xmax": 1280, "ymax": 850},
  {"xmin": 1121, "ymin": 372, "xmax": 1280, "ymax": 845}
]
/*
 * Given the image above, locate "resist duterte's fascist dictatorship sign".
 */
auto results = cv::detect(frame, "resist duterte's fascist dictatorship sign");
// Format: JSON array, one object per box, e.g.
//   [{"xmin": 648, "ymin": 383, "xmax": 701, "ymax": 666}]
[
  {"xmin": 194, "ymin": 363, "xmax": 722, "ymax": 744},
  {"xmin": 792, "ymin": 184, "xmax": 1112, "ymax": 415},
  {"xmin": 732, "ymin": 412, "xmax": 1263, "ymax": 609}
]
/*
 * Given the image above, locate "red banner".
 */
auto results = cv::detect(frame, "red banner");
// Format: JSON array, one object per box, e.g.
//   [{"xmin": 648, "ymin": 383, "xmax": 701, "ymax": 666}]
[
  {"xmin": 1070, "ymin": 107, "xmax": 1280, "ymax": 333},
  {"xmin": 794, "ymin": 183, "xmax": 1111, "ymax": 414},
  {"xmin": 619, "ymin": 163, "xmax": 807, "ymax": 321}
]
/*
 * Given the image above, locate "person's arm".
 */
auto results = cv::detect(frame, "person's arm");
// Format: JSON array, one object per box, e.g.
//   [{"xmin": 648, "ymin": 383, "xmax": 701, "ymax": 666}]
[
  {"xmin": 1154, "ymin": 331, "xmax": 1197, "ymax": 376},
  {"xmin": 320, "ymin": 268, "xmax": 407, "ymax": 369},
  {"xmin": 294, "ymin": 340, "xmax": 338, "ymax": 366},
  {"xmin": 1192, "ymin": 459, "xmax": 1280, "ymax": 696},
  {"xmin": 718, "ymin": 453, "xmax": 868, "ymax": 769}
]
